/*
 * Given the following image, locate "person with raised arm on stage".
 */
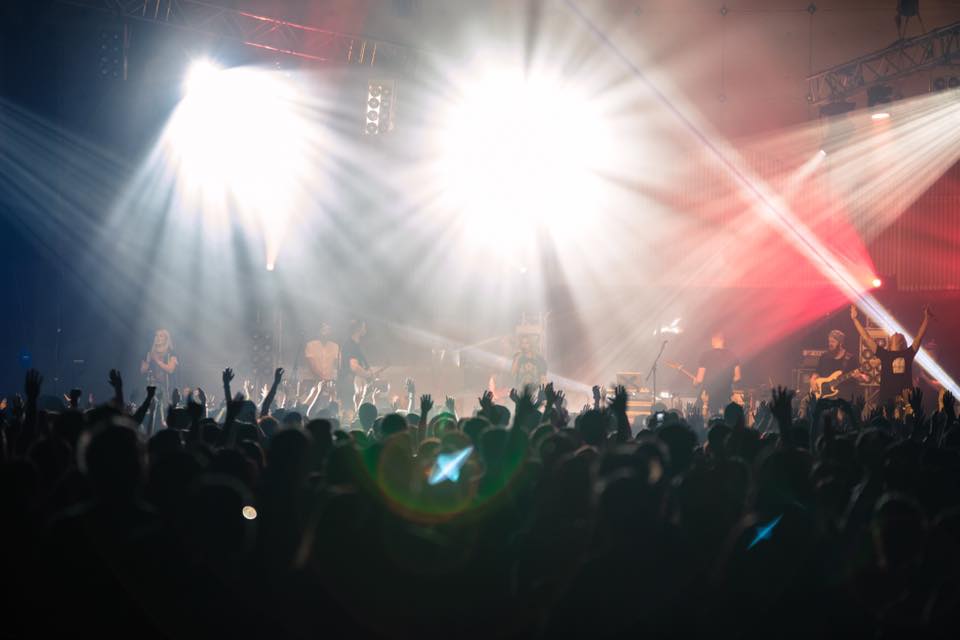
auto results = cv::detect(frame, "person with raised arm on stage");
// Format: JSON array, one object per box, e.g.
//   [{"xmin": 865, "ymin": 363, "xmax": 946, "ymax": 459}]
[
  {"xmin": 810, "ymin": 329, "xmax": 867, "ymax": 400},
  {"xmin": 850, "ymin": 303, "xmax": 932, "ymax": 408},
  {"xmin": 304, "ymin": 320, "xmax": 341, "ymax": 403},
  {"xmin": 693, "ymin": 331, "xmax": 741, "ymax": 416}
]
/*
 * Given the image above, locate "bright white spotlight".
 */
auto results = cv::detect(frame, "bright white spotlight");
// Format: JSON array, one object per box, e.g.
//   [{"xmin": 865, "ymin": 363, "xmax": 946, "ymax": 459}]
[
  {"xmin": 871, "ymin": 277, "xmax": 882, "ymax": 288},
  {"xmin": 871, "ymin": 112, "xmax": 891, "ymax": 121},
  {"xmin": 166, "ymin": 63, "xmax": 306, "ymax": 268},
  {"xmin": 434, "ymin": 67, "xmax": 613, "ymax": 246},
  {"xmin": 183, "ymin": 59, "xmax": 222, "ymax": 97}
]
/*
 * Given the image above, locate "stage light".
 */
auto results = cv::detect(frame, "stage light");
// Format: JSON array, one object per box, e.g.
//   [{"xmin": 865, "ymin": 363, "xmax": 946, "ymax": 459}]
[
  {"xmin": 265, "ymin": 262, "xmax": 275, "ymax": 272},
  {"xmin": 242, "ymin": 505, "xmax": 257, "ymax": 520},
  {"xmin": 434, "ymin": 67, "xmax": 613, "ymax": 245},
  {"xmin": 364, "ymin": 79, "xmax": 396, "ymax": 135},
  {"xmin": 167, "ymin": 61, "xmax": 307, "ymax": 268},
  {"xmin": 183, "ymin": 59, "xmax": 222, "ymax": 96},
  {"xmin": 871, "ymin": 277, "xmax": 882, "ymax": 288},
  {"xmin": 871, "ymin": 112, "xmax": 890, "ymax": 121}
]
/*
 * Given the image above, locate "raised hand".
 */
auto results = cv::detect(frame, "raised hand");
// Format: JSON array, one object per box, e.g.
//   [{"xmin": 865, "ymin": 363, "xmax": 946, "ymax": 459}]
[
  {"xmin": 908, "ymin": 387, "xmax": 924, "ymax": 418},
  {"xmin": 592, "ymin": 385, "xmax": 602, "ymax": 404},
  {"xmin": 610, "ymin": 385, "xmax": 628, "ymax": 416},
  {"xmin": 273, "ymin": 367, "xmax": 284, "ymax": 384},
  {"xmin": 405, "ymin": 378, "xmax": 415, "ymax": 396},
  {"xmin": 553, "ymin": 389, "xmax": 566, "ymax": 409},
  {"xmin": 108, "ymin": 369, "xmax": 122, "ymax": 391},
  {"xmin": 261, "ymin": 383, "xmax": 270, "ymax": 401},
  {"xmin": 222, "ymin": 367, "xmax": 235, "ymax": 387},
  {"xmin": 940, "ymin": 389, "xmax": 956, "ymax": 421},
  {"xmin": 479, "ymin": 390, "xmax": 495, "ymax": 411},
  {"xmin": 543, "ymin": 382, "xmax": 557, "ymax": 407},
  {"xmin": 770, "ymin": 385, "xmax": 795, "ymax": 431},
  {"xmin": 849, "ymin": 304, "xmax": 859, "ymax": 321},
  {"xmin": 509, "ymin": 388, "xmax": 519, "ymax": 404},
  {"xmin": 923, "ymin": 305, "xmax": 934, "ymax": 320},
  {"xmin": 445, "ymin": 396, "xmax": 456, "ymax": 413},
  {"xmin": 420, "ymin": 394, "xmax": 434, "ymax": 417}
]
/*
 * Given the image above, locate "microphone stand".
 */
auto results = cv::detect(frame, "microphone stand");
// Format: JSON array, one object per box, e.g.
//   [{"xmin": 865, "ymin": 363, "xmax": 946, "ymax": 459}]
[{"xmin": 646, "ymin": 339, "xmax": 668, "ymax": 405}]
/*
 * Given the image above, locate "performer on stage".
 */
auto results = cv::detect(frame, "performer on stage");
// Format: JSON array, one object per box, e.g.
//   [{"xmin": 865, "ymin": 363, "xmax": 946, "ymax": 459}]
[
  {"xmin": 340, "ymin": 319, "xmax": 377, "ymax": 410},
  {"xmin": 304, "ymin": 321, "xmax": 341, "ymax": 402},
  {"xmin": 511, "ymin": 335, "xmax": 547, "ymax": 390},
  {"xmin": 693, "ymin": 331, "xmax": 740, "ymax": 415},
  {"xmin": 140, "ymin": 329, "xmax": 178, "ymax": 398},
  {"xmin": 810, "ymin": 329, "xmax": 867, "ymax": 400},
  {"xmin": 850, "ymin": 304, "xmax": 931, "ymax": 408}
]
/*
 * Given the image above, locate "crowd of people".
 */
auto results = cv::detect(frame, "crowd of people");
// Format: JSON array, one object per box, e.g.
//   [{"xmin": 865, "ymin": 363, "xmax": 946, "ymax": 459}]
[{"xmin": 2, "ymin": 349, "xmax": 960, "ymax": 638}]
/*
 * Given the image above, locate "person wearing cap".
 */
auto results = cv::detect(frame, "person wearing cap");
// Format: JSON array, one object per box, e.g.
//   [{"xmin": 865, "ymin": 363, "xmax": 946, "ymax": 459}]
[{"xmin": 811, "ymin": 328, "xmax": 867, "ymax": 401}]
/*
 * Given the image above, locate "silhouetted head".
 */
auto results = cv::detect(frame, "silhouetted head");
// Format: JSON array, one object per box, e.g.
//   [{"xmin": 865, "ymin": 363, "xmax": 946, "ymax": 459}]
[
  {"xmin": 381, "ymin": 413, "xmax": 408, "ymax": 438},
  {"xmin": 357, "ymin": 403, "xmax": 378, "ymax": 430},
  {"xmin": 79, "ymin": 421, "xmax": 145, "ymax": 501}
]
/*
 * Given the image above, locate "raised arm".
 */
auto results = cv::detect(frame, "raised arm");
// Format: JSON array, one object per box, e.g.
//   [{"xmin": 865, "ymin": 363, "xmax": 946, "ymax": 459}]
[
  {"xmin": 850, "ymin": 305, "xmax": 876, "ymax": 353},
  {"xmin": 910, "ymin": 306, "xmax": 932, "ymax": 352},
  {"xmin": 222, "ymin": 368, "xmax": 234, "ymax": 404},
  {"xmin": 260, "ymin": 368, "xmax": 283, "ymax": 418},
  {"xmin": 133, "ymin": 386, "xmax": 157, "ymax": 425}
]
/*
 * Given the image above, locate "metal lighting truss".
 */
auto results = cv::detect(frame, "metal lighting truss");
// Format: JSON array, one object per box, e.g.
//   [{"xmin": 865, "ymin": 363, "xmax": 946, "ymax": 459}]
[
  {"xmin": 56, "ymin": 0, "xmax": 422, "ymax": 72},
  {"xmin": 807, "ymin": 19, "xmax": 960, "ymax": 105}
]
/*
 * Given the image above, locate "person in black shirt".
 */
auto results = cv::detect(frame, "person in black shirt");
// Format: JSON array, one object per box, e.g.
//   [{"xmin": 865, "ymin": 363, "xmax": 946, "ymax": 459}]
[
  {"xmin": 139, "ymin": 329, "xmax": 178, "ymax": 398},
  {"xmin": 340, "ymin": 319, "xmax": 375, "ymax": 411},
  {"xmin": 693, "ymin": 332, "xmax": 741, "ymax": 416},
  {"xmin": 851, "ymin": 304, "xmax": 931, "ymax": 407},
  {"xmin": 811, "ymin": 329, "xmax": 865, "ymax": 400}
]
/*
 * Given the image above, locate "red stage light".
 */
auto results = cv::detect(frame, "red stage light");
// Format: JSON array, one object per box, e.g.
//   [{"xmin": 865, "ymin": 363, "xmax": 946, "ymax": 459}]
[{"xmin": 872, "ymin": 277, "xmax": 882, "ymax": 288}]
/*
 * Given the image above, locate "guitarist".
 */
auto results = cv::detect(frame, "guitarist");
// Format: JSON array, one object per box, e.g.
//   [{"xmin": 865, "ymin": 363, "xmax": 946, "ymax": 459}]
[
  {"xmin": 340, "ymin": 319, "xmax": 378, "ymax": 411},
  {"xmin": 811, "ymin": 329, "xmax": 865, "ymax": 400}
]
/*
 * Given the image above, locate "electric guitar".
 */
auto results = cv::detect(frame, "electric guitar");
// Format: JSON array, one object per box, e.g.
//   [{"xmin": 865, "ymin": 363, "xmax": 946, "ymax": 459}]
[
  {"xmin": 810, "ymin": 368, "xmax": 862, "ymax": 399},
  {"xmin": 353, "ymin": 365, "xmax": 390, "ymax": 409},
  {"xmin": 665, "ymin": 361, "xmax": 698, "ymax": 384}
]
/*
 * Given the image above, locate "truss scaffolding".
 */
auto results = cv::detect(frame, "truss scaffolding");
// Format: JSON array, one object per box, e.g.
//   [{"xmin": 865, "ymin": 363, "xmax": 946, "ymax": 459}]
[
  {"xmin": 807, "ymin": 20, "xmax": 960, "ymax": 105},
  {"xmin": 57, "ymin": 0, "xmax": 422, "ymax": 72}
]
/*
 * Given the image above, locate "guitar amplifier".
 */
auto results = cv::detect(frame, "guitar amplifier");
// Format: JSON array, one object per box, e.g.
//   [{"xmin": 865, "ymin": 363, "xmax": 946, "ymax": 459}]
[
  {"xmin": 794, "ymin": 368, "xmax": 817, "ymax": 393},
  {"xmin": 859, "ymin": 328, "xmax": 887, "ymax": 387},
  {"xmin": 626, "ymin": 398, "xmax": 654, "ymax": 423},
  {"xmin": 800, "ymin": 349, "xmax": 825, "ymax": 369}
]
